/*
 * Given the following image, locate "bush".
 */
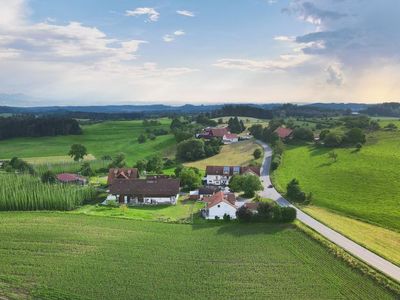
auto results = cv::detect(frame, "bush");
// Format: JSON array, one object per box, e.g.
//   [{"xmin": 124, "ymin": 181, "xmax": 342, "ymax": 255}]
[
  {"xmin": 253, "ymin": 148, "xmax": 262, "ymax": 159},
  {"xmin": 138, "ymin": 134, "xmax": 147, "ymax": 144},
  {"xmin": 280, "ymin": 207, "xmax": 297, "ymax": 222},
  {"xmin": 80, "ymin": 162, "xmax": 95, "ymax": 176},
  {"xmin": 41, "ymin": 170, "xmax": 56, "ymax": 184},
  {"xmin": 148, "ymin": 133, "xmax": 156, "ymax": 141},
  {"xmin": 176, "ymin": 139, "xmax": 206, "ymax": 161},
  {"xmin": 236, "ymin": 206, "xmax": 253, "ymax": 222},
  {"xmin": 223, "ymin": 214, "xmax": 231, "ymax": 222},
  {"xmin": 323, "ymin": 132, "xmax": 343, "ymax": 147}
]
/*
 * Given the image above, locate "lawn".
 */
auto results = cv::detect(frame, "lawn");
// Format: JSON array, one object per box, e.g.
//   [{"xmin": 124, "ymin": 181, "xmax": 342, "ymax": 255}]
[
  {"xmin": 184, "ymin": 140, "xmax": 263, "ymax": 170},
  {"xmin": 303, "ymin": 206, "xmax": 400, "ymax": 266},
  {"xmin": 0, "ymin": 213, "xmax": 394, "ymax": 299},
  {"xmin": 0, "ymin": 119, "xmax": 176, "ymax": 166},
  {"xmin": 73, "ymin": 198, "xmax": 204, "ymax": 223},
  {"xmin": 273, "ymin": 130, "xmax": 400, "ymax": 231}
]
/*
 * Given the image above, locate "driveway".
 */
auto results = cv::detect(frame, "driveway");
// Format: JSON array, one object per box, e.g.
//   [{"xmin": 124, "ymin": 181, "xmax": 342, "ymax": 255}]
[{"xmin": 257, "ymin": 141, "xmax": 400, "ymax": 283}]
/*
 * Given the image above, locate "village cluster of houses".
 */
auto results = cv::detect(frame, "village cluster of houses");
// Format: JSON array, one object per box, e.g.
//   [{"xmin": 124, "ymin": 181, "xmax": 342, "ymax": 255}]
[
  {"xmin": 103, "ymin": 165, "xmax": 261, "ymax": 220},
  {"xmin": 196, "ymin": 127, "xmax": 249, "ymax": 144}
]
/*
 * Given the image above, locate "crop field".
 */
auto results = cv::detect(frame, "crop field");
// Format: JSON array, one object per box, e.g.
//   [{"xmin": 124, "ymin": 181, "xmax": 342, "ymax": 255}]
[
  {"xmin": 303, "ymin": 206, "xmax": 400, "ymax": 266},
  {"xmin": 0, "ymin": 174, "xmax": 95, "ymax": 211},
  {"xmin": 273, "ymin": 130, "xmax": 400, "ymax": 231},
  {"xmin": 184, "ymin": 140, "xmax": 263, "ymax": 170},
  {"xmin": 0, "ymin": 213, "xmax": 394, "ymax": 299},
  {"xmin": 0, "ymin": 119, "xmax": 176, "ymax": 166},
  {"xmin": 74, "ymin": 198, "xmax": 204, "ymax": 223}
]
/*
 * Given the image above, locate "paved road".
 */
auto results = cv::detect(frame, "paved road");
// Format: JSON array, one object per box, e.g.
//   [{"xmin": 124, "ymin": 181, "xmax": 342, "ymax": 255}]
[{"xmin": 257, "ymin": 141, "xmax": 400, "ymax": 283}]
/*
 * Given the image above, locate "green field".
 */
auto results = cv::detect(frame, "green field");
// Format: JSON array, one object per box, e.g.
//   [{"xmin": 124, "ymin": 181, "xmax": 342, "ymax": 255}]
[
  {"xmin": 74, "ymin": 198, "xmax": 204, "ymax": 223},
  {"xmin": 0, "ymin": 213, "xmax": 394, "ymax": 299},
  {"xmin": 0, "ymin": 119, "xmax": 176, "ymax": 165},
  {"xmin": 273, "ymin": 130, "xmax": 400, "ymax": 231}
]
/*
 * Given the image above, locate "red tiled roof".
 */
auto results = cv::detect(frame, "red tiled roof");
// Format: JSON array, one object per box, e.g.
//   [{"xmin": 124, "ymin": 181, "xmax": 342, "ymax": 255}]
[
  {"xmin": 107, "ymin": 168, "xmax": 139, "ymax": 184},
  {"xmin": 210, "ymin": 127, "xmax": 230, "ymax": 137},
  {"xmin": 274, "ymin": 127, "xmax": 293, "ymax": 139},
  {"xmin": 244, "ymin": 202, "xmax": 259, "ymax": 211},
  {"xmin": 205, "ymin": 166, "xmax": 260, "ymax": 176},
  {"xmin": 57, "ymin": 173, "xmax": 85, "ymax": 183},
  {"xmin": 203, "ymin": 191, "xmax": 237, "ymax": 209}
]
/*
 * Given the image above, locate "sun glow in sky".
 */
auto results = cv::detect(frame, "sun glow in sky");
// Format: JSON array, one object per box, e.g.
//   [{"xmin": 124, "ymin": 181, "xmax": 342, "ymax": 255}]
[{"xmin": 0, "ymin": 0, "xmax": 399, "ymax": 105}]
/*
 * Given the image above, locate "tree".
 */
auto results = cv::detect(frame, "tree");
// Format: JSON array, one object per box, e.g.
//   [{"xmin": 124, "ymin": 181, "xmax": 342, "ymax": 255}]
[
  {"xmin": 109, "ymin": 153, "xmax": 126, "ymax": 168},
  {"xmin": 176, "ymin": 139, "xmax": 206, "ymax": 161},
  {"xmin": 179, "ymin": 167, "xmax": 202, "ymax": 190},
  {"xmin": 170, "ymin": 118, "xmax": 183, "ymax": 130},
  {"xmin": 146, "ymin": 156, "xmax": 163, "ymax": 173},
  {"xmin": 286, "ymin": 179, "xmax": 306, "ymax": 203},
  {"xmin": 253, "ymin": 148, "xmax": 262, "ymax": 159},
  {"xmin": 135, "ymin": 159, "xmax": 148, "ymax": 174},
  {"xmin": 249, "ymin": 124, "xmax": 263, "ymax": 139},
  {"xmin": 242, "ymin": 175, "xmax": 263, "ymax": 198},
  {"xmin": 218, "ymin": 118, "xmax": 224, "ymax": 124},
  {"xmin": 319, "ymin": 129, "xmax": 330, "ymax": 140},
  {"xmin": 68, "ymin": 144, "xmax": 87, "ymax": 161},
  {"xmin": 344, "ymin": 128, "xmax": 366, "ymax": 145},
  {"xmin": 148, "ymin": 133, "xmax": 156, "ymax": 141},
  {"xmin": 229, "ymin": 174, "xmax": 263, "ymax": 198},
  {"xmin": 80, "ymin": 162, "xmax": 95, "ymax": 176},
  {"xmin": 323, "ymin": 132, "xmax": 342, "ymax": 147},
  {"xmin": 293, "ymin": 127, "xmax": 314, "ymax": 141},
  {"xmin": 41, "ymin": 170, "xmax": 56, "ymax": 184},
  {"xmin": 328, "ymin": 151, "xmax": 338, "ymax": 162},
  {"xmin": 138, "ymin": 133, "xmax": 147, "ymax": 144},
  {"xmin": 236, "ymin": 206, "xmax": 253, "ymax": 222}
]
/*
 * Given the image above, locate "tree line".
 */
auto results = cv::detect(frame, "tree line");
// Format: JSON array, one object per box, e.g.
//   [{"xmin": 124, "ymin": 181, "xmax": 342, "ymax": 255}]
[{"xmin": 0, "ymin": 116, "xmax": 82, "ymax": 140}]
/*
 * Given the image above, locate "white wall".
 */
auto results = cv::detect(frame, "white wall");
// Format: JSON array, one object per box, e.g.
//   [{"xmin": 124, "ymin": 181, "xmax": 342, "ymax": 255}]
[
  {"xmin": 206, "ymin": 175, "xmax": 230, "ymax": 186},
  {"xmin": 206, "ymin": 202, "xmax": 237, "ymax": 220}
]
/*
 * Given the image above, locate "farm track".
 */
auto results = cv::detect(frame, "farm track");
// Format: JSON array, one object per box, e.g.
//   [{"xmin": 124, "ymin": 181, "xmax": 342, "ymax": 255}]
[{"xmin": 257, "ymin": 141, "xmax": 400, "ymax": 283}]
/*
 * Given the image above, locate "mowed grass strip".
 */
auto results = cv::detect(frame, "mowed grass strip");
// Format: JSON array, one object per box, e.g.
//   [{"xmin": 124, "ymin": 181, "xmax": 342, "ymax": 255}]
[
  {"xmin": 273, "ymin": 130, "xmax": 400, "ymax": 231},
  {"xmin": 0, "ymin": 213, "xmax": 394, "ymax": 299},
  {"xmin": 184, "ymin": 140, "xmax": 263, "ymax": 170},
  {"xmin": 0, "ymin": 119, "xmax": 176, "ymax": 165},
  {"xmin": 303, "ymin": 206, "xmax": 400, "ymax": 266}
]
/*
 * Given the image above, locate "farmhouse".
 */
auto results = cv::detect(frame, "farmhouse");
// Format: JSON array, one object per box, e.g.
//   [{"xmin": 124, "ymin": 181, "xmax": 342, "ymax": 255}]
[
  {"xmin": 109, "ymin": 178, "xmax": 180, "ymax": 205},
  {"xmin": 107, "ymin": 168, "xmax": 139, "ymax": 184},
  {"xmin": 205, "ymin": 165, "xmax": 261, "ymax": 186},
  {"xmin": 222, "ymin": 133, "xmax": 239, "ymax": 144},
  {"xmin": 201, "ymin": 191, "xmax": 237, "ymax": 220},
  {"xmin": 274, "ymin": 127, "xmax": 293, "ymax": 140},
  {"xmin": 56, "ymin": 173, "xmax": 86, "ymax": 185},
  {"xmin": 197, "ymin": 127, "xmax": 230, "ymax": 139}
]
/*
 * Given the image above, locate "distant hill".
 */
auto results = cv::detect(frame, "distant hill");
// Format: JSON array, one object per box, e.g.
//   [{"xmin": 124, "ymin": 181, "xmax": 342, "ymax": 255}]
[{"xmin": 305, "ymin": 103, "xmax": 369, "ymax": 112}]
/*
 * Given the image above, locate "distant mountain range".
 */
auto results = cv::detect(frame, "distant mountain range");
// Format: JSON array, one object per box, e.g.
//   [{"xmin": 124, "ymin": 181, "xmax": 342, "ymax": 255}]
[{"xmin": 0, "ymin": 93, "xmax": 373, "ymax": 114}]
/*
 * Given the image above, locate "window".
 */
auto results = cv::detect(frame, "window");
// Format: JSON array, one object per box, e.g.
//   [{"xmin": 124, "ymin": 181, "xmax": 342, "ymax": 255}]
[
  {"xmin": 223, "ymin": 166, "xmax": 230, "ymax": 175},
  {"xmin": 217, "ymin": 205, "xmax": 220, "ymax": 208},
  {"xmin": 233, "ymin": 166, "xmax": 240, "ymax": 174}
]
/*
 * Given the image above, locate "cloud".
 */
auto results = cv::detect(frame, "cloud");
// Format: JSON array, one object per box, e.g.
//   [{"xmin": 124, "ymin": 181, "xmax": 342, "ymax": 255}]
[
  {"xmin": 326, "ymin": 64, "xmax": 343, "ymax": 86},
  {"xmin": 274, "ymin": 35, "xmax": 295, "ymax": 42},
  {"xmin": 163, "ymin": 30, "xmax": 185, "ymax": 42},
  {"xmin": 125, "ymin": 7, "xmax": 160, "ymax": 22},
  {"xmin": 176, "ymin": 10, "xmax": 195, "ymax": 17},
  {"xmin": 214, "ymin": 54, "xmax": 310, "ymax": 72}
]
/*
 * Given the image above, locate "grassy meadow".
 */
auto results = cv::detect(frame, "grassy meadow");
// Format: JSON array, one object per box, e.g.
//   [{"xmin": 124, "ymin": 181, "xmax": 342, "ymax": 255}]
[
  {"xmin": 74, "ymin": 198, "xmax": 204, "ymax": 223},
  {"xmin": 303, "ymin": 206, "xmax": 400, "ymax": 266},
  {"xmin": 0, "ymin": 119, "xmax": 176, "ymax": 166},
  {"xmin": 273, "ymin": 130, "xmax": 400, "ymax": 231},
  {"xmin": 184, "ymin": 140, "xmax": 263, "ymax": 170},
  {"xmin": 0, "ymin": 212, "xmax": 395, "ymax": 299}
]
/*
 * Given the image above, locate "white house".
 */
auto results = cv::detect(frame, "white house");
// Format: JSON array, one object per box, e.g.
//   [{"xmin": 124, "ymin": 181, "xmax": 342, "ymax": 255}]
[
  {"xmin": 201, "ymin": 191, "xmax": 237, "ymax": 220},
  {"xmin": 222, "ymin": 133, "xmax": 239, "ymax": 144},
  {"xmin": 108, "ymin": 177, "xmax": 180, "ymax": 205},
  {"xmin": 205, "ymin": 166, "xmax": 261, "ymax": 186}
]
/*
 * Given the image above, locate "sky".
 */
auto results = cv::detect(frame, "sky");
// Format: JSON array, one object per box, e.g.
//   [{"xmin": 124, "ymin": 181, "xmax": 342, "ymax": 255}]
[{"xmin": 0, "ymin": 0, "xmax": 399, "ymax": 106}]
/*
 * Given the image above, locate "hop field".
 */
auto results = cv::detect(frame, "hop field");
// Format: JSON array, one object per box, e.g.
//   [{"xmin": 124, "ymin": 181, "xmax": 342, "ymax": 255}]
[{"xmin": 0, "ymin": 174, "xmax": 96, "ymax": 211}]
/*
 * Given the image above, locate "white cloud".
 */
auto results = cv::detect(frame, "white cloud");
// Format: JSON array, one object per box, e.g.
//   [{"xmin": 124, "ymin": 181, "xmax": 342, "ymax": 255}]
[
  {"xmin": 326, "ymin": 64, "xmax": 343, "ymax": 86},
  {"xmin": 214, "ymin": 54, "xmax": 310, "ymax": 72},
  {"xmin": 163, "ymin": 30, "xmax": 185, "ymax": 42},
  {"xmin": 176, "ymin": 10, "xmax": 195, "ymax": 17},
  {"xmin": 274, "ymin": 35, "xmax": 295, "ymax": 42},
  {"xmin": 125, "ymin": 7, "xmax": 160, "ymax": 22}
]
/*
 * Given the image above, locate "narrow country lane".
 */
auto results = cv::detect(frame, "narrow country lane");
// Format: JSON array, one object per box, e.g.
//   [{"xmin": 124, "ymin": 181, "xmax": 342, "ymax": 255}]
[{"xmin": 257, "ymin": 141, "xmax": 400, "ymax": 283}]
